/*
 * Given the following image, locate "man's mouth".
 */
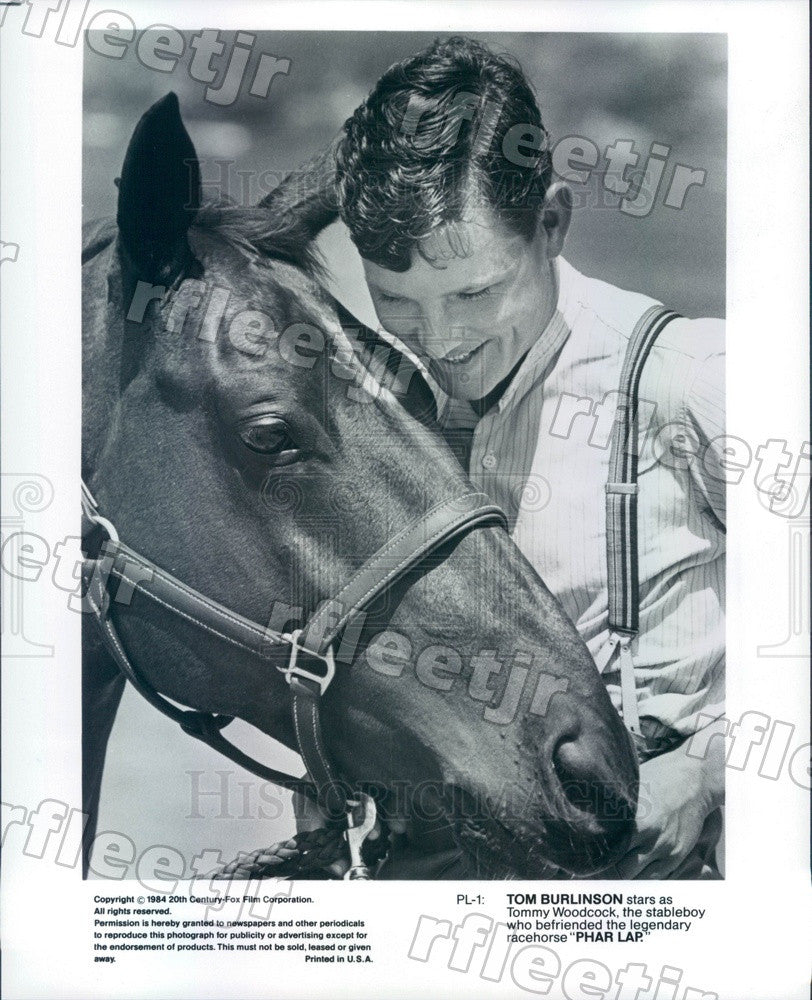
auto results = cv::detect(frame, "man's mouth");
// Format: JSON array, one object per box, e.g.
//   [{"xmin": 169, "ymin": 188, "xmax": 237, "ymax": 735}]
[{"xmin": 436, "ymin": 340, "xmax": 487, "ymax": 365}]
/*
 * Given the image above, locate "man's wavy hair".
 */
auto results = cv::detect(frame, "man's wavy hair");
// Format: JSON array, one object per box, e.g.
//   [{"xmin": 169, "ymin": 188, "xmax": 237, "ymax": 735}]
[{"xmin": 335, "ymin": 37, "xmax": 553, "ymax": 272}]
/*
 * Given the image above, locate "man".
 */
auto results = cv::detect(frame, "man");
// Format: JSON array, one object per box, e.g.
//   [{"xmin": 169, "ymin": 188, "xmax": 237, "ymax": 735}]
[{"xmin": 290, "ymin": 35, "xmax": 725, "ymax": 878}]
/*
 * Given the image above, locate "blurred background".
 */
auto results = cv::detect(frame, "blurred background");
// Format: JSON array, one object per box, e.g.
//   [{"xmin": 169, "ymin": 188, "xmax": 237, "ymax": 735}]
[
  {"xmin": 84, "ymin": 31, "xmax": 726, "ymax": 316},
  {"xmin": 84, "ymin": 31, "xmax": 726, "ymax": 874}
]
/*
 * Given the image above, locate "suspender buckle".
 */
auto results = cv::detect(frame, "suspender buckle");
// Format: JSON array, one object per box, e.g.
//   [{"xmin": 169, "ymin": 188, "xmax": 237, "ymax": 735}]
[
  {"xmin": 615, "ymin": 633, "xmax": 642, "ymax": 736},
  {"xmin": 278, "ymin": 629, "xmax": 336, "ymax": 696},
  {"xmin": 594, "ymin": 632, "xmax": 621, "ymax": 673}
]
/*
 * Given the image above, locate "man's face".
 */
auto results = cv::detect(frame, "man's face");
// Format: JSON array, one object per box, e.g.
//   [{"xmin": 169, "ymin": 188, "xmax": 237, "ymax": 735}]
[{"xmin": 362, "ymin": 205, "xmax": 558, "ymax": 401}]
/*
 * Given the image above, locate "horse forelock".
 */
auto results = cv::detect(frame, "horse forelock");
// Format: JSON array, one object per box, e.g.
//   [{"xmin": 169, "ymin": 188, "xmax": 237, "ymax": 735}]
[
  {"xmin": 82, "ymin": 209, "xmax": 403, "ymax": 435},
  {"xmin": 193, "ymin": 201, "xmax": 326, "ymax": 280},
  {"xmin": 185, "ymin": 213, "xmax": 399, "ymax": 407}
]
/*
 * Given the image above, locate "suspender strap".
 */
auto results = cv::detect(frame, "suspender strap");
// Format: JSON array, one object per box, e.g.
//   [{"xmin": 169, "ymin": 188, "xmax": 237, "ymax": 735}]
[{"xmin": 604, "ymin": 305, "xmax": 681, "ymax": 735}]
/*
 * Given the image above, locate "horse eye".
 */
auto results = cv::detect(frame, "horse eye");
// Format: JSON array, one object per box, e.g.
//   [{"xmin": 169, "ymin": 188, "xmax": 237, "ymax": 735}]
[{"xmin": 238, "ymin": 417, "xmax": 296, "ymax": 455}]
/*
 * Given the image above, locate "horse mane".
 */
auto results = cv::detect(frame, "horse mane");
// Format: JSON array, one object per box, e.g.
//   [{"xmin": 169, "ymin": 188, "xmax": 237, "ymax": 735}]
[
  {"xmin": 193, "ymin": 201, "xmax": 326, "ymax": 280},
  {"xmin": 188, "ymin": 206, "xmax": 438, "ymax": 427}
]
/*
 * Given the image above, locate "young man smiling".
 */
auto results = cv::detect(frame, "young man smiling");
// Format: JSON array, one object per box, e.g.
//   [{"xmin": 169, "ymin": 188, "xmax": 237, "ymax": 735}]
[{"xmin": 296, "ymin": 36, "xmax": 726, "ymax": 878}]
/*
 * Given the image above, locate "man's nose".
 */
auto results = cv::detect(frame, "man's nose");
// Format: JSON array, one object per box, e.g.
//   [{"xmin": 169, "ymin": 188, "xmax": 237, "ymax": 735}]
[{"xmin": 413, "ymin": 308, "xmax": 472, "ymax": 360}]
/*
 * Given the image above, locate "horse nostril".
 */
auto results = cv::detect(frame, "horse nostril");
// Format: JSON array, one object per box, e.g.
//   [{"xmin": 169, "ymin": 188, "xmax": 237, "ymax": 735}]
[
  {"xmin": 550, "ymin": 730, "xmax": 637, "ymax": 858},
  {"xmin": 552, "ymin": 734, "xmax": 595, "ymax": 812},
  {"xmin": 553, "ymin": 731, "xmax": 631, "ymax": 819},
  {"xmin": 550, "ymin": 725, "xmax": 604, "ymax": 812},
  {"xmin": 552, "ymin": 732, "xmax": 592, "ymax": 785}
]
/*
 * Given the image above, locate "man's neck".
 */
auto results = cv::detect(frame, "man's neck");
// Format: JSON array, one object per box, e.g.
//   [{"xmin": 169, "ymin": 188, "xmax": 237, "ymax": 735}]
[
  {"xmin": 470, "ymin": 257, "xmax": 561, "ymax": 418},
  {"xmin": 470, "ymin": 349, "xmax": 530, "ymax": 418}
]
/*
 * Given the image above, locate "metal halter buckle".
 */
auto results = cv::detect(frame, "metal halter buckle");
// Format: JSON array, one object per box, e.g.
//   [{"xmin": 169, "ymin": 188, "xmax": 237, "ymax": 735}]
[
  {"xmin": 277, "ymin": 628, "xmax": 336, "ymax": 695},
  {"xmin": 81, "ymin": 482, "xmax": 120, "ymax": 546},
  {"xmin": 344, "ymin": 793, "xmax": 377, "ymax": 880}
]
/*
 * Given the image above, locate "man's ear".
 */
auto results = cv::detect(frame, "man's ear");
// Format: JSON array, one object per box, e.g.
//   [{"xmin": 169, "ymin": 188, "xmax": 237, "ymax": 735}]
[
  {"xmin": 539, "ymin": 181, "xmax": 573, "ymax": 258},
  {"xmin": 116, "ymin": 93, "xmax": 201, "ymax": 284}
]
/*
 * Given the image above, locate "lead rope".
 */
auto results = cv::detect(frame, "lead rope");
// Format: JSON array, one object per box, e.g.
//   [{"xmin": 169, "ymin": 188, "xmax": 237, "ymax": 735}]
[
  {"xmin": 211, "ymin": 818, "xmax": 391, "ymax": 881},
  {"xmin": 213, "ymin": 827, "xmax": 345, "ymax": 880}
]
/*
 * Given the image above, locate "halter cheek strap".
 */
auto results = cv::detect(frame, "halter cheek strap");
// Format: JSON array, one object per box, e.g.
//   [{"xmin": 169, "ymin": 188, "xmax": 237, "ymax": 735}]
[{"xmin": 82, "ymin": 482, "xmax": 508, "ymax": 815}]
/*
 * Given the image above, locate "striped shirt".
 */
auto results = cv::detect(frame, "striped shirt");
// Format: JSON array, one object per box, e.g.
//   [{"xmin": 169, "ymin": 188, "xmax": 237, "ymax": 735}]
[{"xmin": 433, "ymin": 257, "xmax": 725, "ymax": 740}]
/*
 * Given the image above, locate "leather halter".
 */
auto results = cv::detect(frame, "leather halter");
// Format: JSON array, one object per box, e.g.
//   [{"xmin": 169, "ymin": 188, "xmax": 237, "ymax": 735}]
[{"xmin": 82, "ymin": 481, "xmax": 508, "ymax": 816}]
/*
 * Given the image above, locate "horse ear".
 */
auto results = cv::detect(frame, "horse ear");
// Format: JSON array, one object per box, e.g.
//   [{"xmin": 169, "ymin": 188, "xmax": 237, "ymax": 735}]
[{"xmin": 116, "ymin": 93, "xmax": 201, "ymax": 283}]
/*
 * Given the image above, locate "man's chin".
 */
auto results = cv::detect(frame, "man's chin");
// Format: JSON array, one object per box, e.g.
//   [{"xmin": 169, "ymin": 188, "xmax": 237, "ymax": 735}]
[{"xmin": 428, "ymin": 362, "xmax": 501, "ymax": 403}]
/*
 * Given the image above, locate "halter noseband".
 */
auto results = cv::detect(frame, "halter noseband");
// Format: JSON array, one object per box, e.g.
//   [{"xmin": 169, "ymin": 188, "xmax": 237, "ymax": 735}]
[{"xmin": 82, "ymin": 481, "xmax": 508, "ymax": 829}]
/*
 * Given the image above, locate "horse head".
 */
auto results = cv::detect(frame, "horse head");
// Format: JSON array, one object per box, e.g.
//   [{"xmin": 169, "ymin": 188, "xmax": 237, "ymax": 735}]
[{"xmin": 82, "ymin": 94, "xmax": 638, "ymax": 878}]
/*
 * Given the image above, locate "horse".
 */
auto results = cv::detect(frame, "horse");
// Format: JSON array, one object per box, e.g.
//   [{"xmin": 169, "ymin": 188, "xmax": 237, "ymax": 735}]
[{"xmin": 82, "ymin": 93, "xmax": 638, "ymax": 880}]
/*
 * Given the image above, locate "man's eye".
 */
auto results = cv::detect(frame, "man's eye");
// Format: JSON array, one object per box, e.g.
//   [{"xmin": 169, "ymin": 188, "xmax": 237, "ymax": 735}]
[
  {"xmin": 238, "ymin": 418, "xmax": 296, "ymax": 455},
  {"xmin": 458, "ymin": 286, "xmax": 493, "ymax": 301}
]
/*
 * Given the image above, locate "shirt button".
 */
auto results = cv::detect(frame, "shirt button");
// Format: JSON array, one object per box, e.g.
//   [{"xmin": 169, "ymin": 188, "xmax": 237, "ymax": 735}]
[{"xmin": 482, "ymin": 453, "xmax": 497, "ymax": 470}]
